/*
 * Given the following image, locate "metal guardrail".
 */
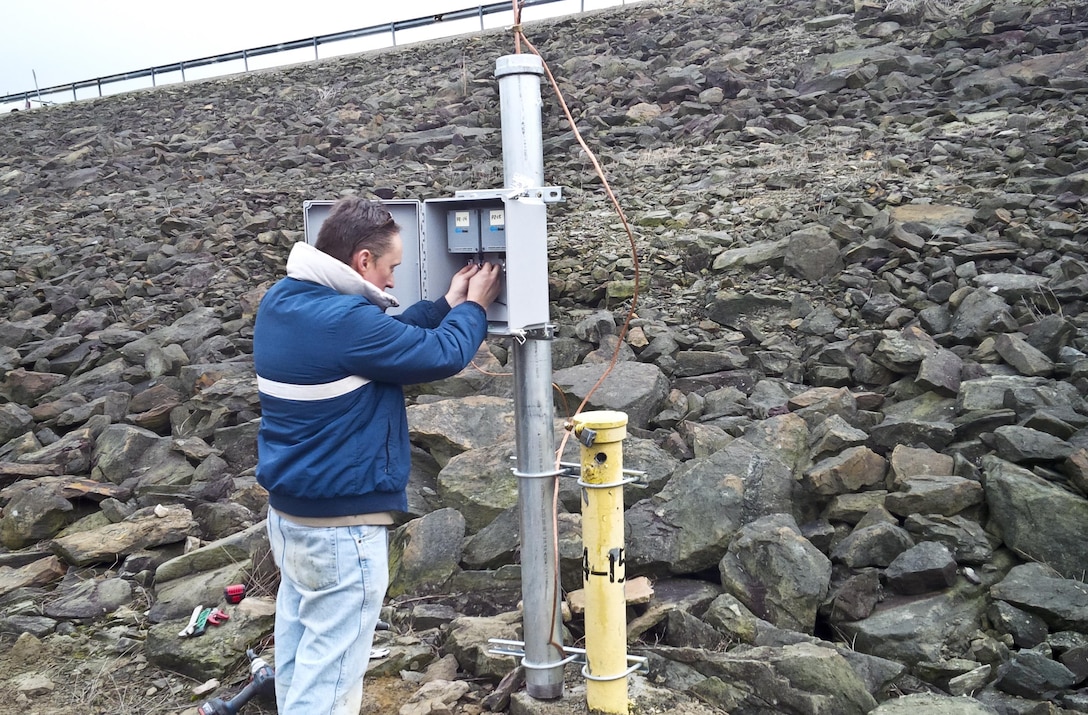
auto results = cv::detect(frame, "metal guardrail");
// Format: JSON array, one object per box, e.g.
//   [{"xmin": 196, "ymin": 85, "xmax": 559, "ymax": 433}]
[{"xmin": 2, "ymin": 0, "xmax": 630, "ymax": 108}]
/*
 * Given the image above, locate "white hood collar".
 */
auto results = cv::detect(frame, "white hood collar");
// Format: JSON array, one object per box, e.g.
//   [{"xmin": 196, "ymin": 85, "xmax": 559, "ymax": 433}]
[{"xmin": 285, "ymin": 242, "xmax": 400, "ymax": 310}]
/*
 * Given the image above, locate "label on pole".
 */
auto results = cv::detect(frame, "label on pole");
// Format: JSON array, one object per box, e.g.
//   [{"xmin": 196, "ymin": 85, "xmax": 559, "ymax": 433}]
[{"xmin": 582, "ymin": 547, "xmax": 625, "ymax": 583}]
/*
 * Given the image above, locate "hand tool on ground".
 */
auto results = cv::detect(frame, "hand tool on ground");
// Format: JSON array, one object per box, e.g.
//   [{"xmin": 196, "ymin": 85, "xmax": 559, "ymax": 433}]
[
  {"xmin": 197, "ymin": 649, "xmax": 275, "ymax": 715},
  {"xmin": 206, "ymin": 608, "xmax": 230, "ymax": 626},
  {"xmin": 179, "ymin": 605, "xmax": 206, "ymax": 637}
]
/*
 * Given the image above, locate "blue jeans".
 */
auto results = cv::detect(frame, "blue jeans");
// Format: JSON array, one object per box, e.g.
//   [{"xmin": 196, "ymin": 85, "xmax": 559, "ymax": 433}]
[{"xmin": 266, "ymin": 510, "xmax": 390, "ymax": 715}]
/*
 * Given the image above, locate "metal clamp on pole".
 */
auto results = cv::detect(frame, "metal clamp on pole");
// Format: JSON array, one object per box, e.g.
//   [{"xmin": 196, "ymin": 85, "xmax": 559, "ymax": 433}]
[
  {"xmin": 488, "ymin": 638, "xmax": 582, "ymax": 670},
  {"xmin": 576, "ymin": 474, "xmax": 641, "ymax": 490},
  {"xmin": 511, "ymin": 467, "xmax": 567, "ymax": 480},
  {"xmin": 488, "ymin": 639, "xmax": 649, "ymax": 678},
  {"xmin": 582, "ymin": 654, "xmax": 649, "ymax": 682},
  {"xmin": 557, "ymin": 461, "xmax": 647, "ymax": 487},
  {"xmin": 572, "ymin": 410, "xmax": 631, "ymax": 715}
]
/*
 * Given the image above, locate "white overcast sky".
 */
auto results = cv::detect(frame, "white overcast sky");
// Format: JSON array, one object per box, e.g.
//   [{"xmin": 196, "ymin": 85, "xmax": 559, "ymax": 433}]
[{"xmin": 1, "ymin": 0, "xmax": 638, "ymax": 111}]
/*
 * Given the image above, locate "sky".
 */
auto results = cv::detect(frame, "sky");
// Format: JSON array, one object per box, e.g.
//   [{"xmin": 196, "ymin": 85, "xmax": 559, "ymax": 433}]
[{"xmin": 1, "ymin": 0, "xmax": 638, "ymax": 112}]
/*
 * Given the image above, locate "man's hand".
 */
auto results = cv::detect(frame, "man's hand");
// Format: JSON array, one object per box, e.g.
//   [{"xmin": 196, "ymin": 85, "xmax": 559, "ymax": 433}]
[
  {"xmin": 444, "ymin": 263, "xmax": 480, "ymax": 307},
  {"xmin": 467, "ymin": 261, "xmax": 502, "ymax": 309}
]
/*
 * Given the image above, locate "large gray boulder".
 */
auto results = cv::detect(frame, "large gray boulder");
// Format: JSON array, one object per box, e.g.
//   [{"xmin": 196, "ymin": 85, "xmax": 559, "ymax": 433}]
[
  {"xmin": 408, "ymin": 395, "xmax": 516, "ymax": 467},
  {"xmin": 835, "ymin": 581, "xmax": 989, "ymax": 666},
  {"xmin": 626, "ymin": 436, "xmax": 796, "ymax": 577},
  {"xmin": 688, "ymin": 641, "xmax": 878, "ymax": 715},
  {"xmin": 388, "ymin": 507, "xmax": 466, "ymax": 599},
  {"xmin": 551, "ymin": 360, "xmax": 669, "ymax": 429},
  {"xmin": 983, "ymin": 456, "xmax": 1088, "ymax": 580},
  {"xmin": 718, "ymin": 514, "xmax": 831, "ymax": 634}
]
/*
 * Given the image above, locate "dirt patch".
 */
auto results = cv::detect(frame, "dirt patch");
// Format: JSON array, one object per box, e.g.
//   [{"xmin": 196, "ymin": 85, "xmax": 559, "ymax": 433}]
[
  {"xmin": 361, "ymin": 676, "xmax": 421, "ymax": 714},
  {"xmin": 1, "ymin": 627, "xmax": 721, "ymax": 714}
]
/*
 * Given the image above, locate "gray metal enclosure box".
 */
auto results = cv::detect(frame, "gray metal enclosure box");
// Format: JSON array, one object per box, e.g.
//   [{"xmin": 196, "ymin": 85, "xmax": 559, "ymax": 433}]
[
  {"xmin": 302, "ymin": 200, "xmax": 422, "ymax": 317},
  {"xmin": 302, "ymin": 194, "xmax": 549, "ymax": 335},
  {"xmin": 422, "ymin": 193, "xmax": 549, "ymax": 335}
]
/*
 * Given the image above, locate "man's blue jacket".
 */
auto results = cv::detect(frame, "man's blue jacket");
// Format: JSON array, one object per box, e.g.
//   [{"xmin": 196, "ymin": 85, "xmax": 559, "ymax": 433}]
[{"xmin": 253, "ymin": 243, "xmax": 487, "ymax": 518}]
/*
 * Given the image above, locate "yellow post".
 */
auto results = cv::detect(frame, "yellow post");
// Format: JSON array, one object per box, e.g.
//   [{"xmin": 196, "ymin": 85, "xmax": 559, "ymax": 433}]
[{"xmin": 573, "ymin": 410, "xmax": 629, "ymax": 715}]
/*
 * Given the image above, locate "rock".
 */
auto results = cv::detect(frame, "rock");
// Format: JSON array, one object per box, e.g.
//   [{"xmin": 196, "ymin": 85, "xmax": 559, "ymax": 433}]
[
  {"xmin": 984, "ymin": 457, "xmax": 1088, "ymax": 580},
  {"xmin": 712, "ymin": 238, "xmax": 790, "ymax": 271},
  {"xmin": 12, "ymin": 672, "xmax": 54, "ymax": 697},
  {"xmin": 989, "ymin": 601, "xmax": 1048, "ymax": 649},
  {"xmin": 994, "ymin": 334, "xmax": 1054, "ymax": 378},
  {"xmin": 145, "ymin": 596, "xmax": 276, "ymax": 681},
  {"xmin": 622, "ymin": 578, "xmax": 720, "ymax": 641},
  {"xmin": 435, "ymin": 443, "xmax": 518, "ymax": 534},
  {"xmin": 994, "ymin": 650, "xmax": 1077, "ymax": 700},
  {"xmin": 44, "ymin": 575, "xmax": 133, "ymax": 619},
  {"xmin": 884, "ymin": 541, "xmax": 958, "ymax": 595},
  {"xmin": 150, "ymin": 561, "xmax": 251, "ymax": 623},
  {"xmin": 49, "ymin": 505, "xmax": 199, "ymax": 566},
  {"xmin": 0, "ymin": 402, "xmax": 34, "ymax": 444},
  {"xmin": 803, "ymin": 446, "xmax": 887, "ymax": 496},
  {"xmin": 0, "ymin": 483, "xmax": 73, "ymax": 549},
  {"xmin": 989, "ymin": 425, "xmax": 1075, "ymax": 463},
  {"xmin": 784, "ymin": 225, "xmax": 843, "ymax": 282},
  {"xmin": 870, "ymin": 693, "xmax": 999, "ymax": 714},
  {"xmin": 902, "ymin": 514, "xmax": 996, "ymax": 565},
  {"xmin": 154, "ymin": 521, "xmax": 266, "ymax": 583},
  {"xmin": 443, "ymin": 612, "xmax": 521, "ymax": 681},
  {"xmin": 91, "ymin": 424, "xmax": 195, "ymax": 491},
  {"xmin": 717, "ymin": 514, "xmax": 831, "ymax": 633},
  {"xmin": 835, "ymin": 581, "xmax": 988, "ymax": 668},
  {"xmin": 688, "ymin": 641, "xmax": 878, "ymax": 715},
  {"xmin": 884, "ymin": 475, "xmax": 984, "ymax": 518},
  {"xmin": 705, "ymin": 292, "xmax": 792, "ymax": 330},
  {"xmin": 399, "ymin": 679, "xmax": 470, "ymax": 715},
  {"xmin": 0, "ymin": 555, "xmax": 67, "ymax": 598},
  {"xmin": 626, "ymin": 436, "xmax": 795, "ymax": 576},
  {"xmin": 990, "ymin": 563, "xmax": 1088, "ymax": 633},
  {"xmin": 948, "ymin": 290, "xmax": 1013, "ymax": 343},
  {"xmin": 388, "ymin": 508, "xmax": 466, "ymax": 599},
  {"xmin": 552, "ymin": 360, "xmax": 669, "ymax": 429},
  {"xmin": 408, "ymin": 396, "xmax": 515, "ymax": 467},
  {"xmin": 831, "ymin": 522, "xmax": 915, "ymax": 568}
]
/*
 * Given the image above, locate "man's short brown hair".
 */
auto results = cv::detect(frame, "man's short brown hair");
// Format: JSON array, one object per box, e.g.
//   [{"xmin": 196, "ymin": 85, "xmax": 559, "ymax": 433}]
[{"xmin": 315, "ymin": 196, "xmax": 400, "ymax": 266}]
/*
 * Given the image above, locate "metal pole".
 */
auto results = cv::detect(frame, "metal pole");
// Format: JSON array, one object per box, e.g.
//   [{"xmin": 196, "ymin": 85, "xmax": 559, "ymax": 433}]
[
  {"xmin": 496, "ymin": 52, "xmax": 564, "ymax": 700},
  {"xmin": 497, "ymin": 55, "xmax": 545, "ymax": 191}
]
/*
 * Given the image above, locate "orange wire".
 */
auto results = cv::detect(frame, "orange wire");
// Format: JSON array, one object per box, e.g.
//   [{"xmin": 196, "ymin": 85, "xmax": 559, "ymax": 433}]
[
  {"xmin": 512, "ymin": 0, "xmax": 522, "ymax": 54},
  {"xmin": 470, "ymin": 359, "xmax": 512, "ymax": 377}
]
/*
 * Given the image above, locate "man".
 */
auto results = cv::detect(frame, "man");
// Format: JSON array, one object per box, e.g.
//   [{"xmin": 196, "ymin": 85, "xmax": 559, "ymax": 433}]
[{"xmin": 253, "ymin": 196, "xmax": 501, "ymax": 714}]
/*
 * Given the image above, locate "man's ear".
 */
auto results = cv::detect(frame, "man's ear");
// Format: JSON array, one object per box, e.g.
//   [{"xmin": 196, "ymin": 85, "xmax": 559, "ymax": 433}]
[{"xmin": 352, "ymin": 249, "xmax": 370, "ymax": 275}]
